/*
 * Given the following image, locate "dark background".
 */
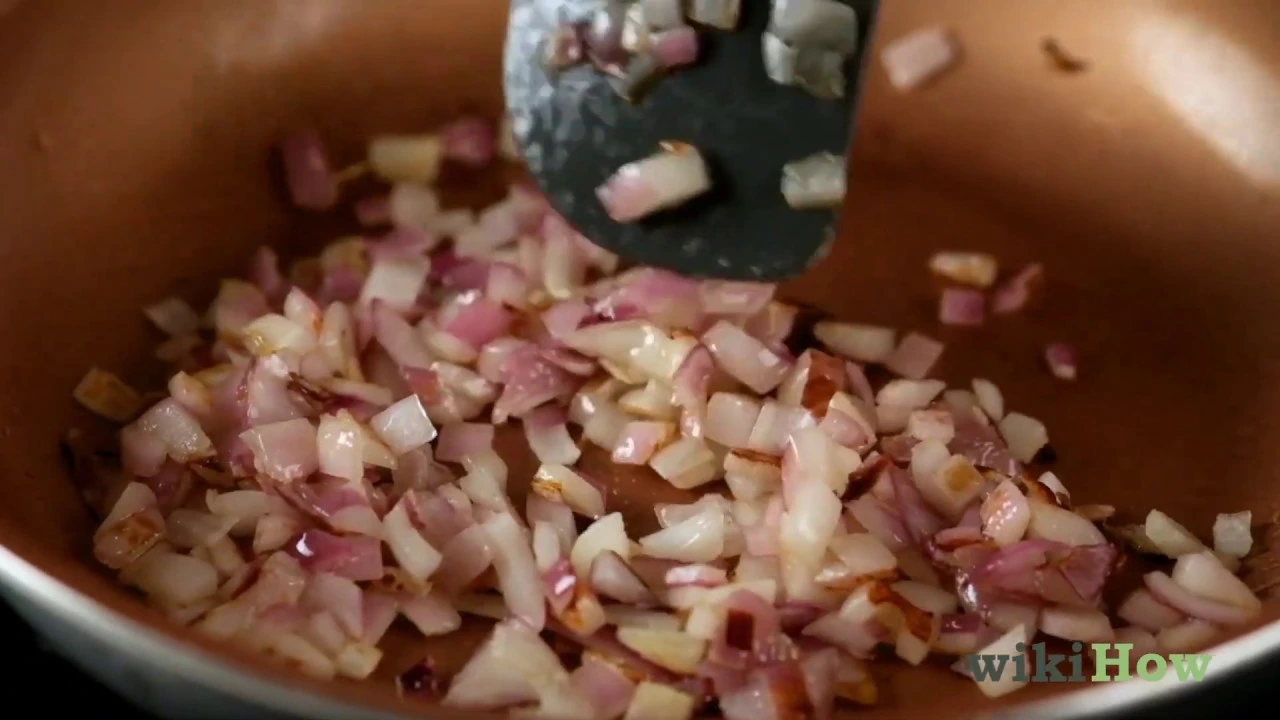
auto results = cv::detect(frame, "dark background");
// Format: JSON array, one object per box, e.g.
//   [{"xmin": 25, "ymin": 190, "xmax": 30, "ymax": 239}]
[{"xmin": 2, "ymin": 597, "xmax": 1272, "ymax": 718}]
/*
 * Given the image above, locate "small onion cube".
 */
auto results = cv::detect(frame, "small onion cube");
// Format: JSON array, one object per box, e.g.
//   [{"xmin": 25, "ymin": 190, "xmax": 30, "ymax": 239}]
[
  {"xmin": 144, "ymin": 297, "xmax": 202, "ymax": 337},
  {"xmin": 369, "ymin": 395, "xmax": 437, "ymax": 456},
  {"xmin": 761, "ymin": 32, "xmax": 799, "ymax": 85},
  {"xmin": 768, "ymin": 0, "xmax": 859, "ymax": 57},
  {"xmin": 1044, "ymin": 342, "xmax": 1078, "ymax": 381},
  {"xmin": 939, "ymin": 288, "xmax": 985, "ymax": 326},
  {"xmin": 533, "ymin": 463, "xmax": 606, "ymax": 518},
  {"xmin": 929, "ymin": 251, "xmax": 998, "ymax": 288},
  {"xmin": 782, "ymin": 152, "xmax": 846, "ymax": 210},
  {"xmin": 881, "ymin": 26, "xmax": 960, "ymax": 91},
  {"xmin": 1144, "ymin": 509, "xmax": 1206, "ymax": 558},
  {"xmin": 997, "ymin": 412, "xmax": 1048, "ymax": 463},
  {"xmin": 649, "ymin": 436, "xmax": 718, "ymax": 490},
  {"xmin": 883, "ymin": 332, "xmax": 944, "ymax": 380},
  {"xmin": 814, "ymin": 321, "xmax": 896, "ymax": 363},
  {"xmin": 793, "ymin": 46, "xmax": 846, "ymax": 99},
  {"xmin": 1213, "ymin": 511, "xmax": 1253, "ymax": 558},
  {"xmin": 597, "ymin": 143, "xmax": 712, "ymax": 223},
  {"xmin": 972, "ymin": 378, "xmax": 1004, "ymax": 420}
]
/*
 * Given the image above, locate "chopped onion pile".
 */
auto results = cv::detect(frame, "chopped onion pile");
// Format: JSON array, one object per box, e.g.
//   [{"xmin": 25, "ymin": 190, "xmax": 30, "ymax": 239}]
[{"xmin": 72, "ymin": 112, "xmax": 1263, "ymax": 719}]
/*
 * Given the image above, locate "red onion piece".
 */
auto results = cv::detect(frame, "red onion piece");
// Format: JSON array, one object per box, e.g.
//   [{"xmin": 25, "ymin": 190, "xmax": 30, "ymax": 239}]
[
  {"xmin": 1044, "ymin": 342, "xmax": 1078, "ymax": 380},
  {"xmin": 939, "ymin": 288, "xmax": 985, "ymax": 326},
  {"xmin": 652, "ymin": 27, "xmax": 699, "ymax": 68},
  {"xmin": 524, "ymin": 404, "xmax": 582, "ymax": 465},
  {"xmin": 991, "ymin": 263, "xmax": 1044, "ymax": 314},
  {"xmin": 883, "ymin": 332, "xmax": 944, "ymax": 380},
  {"xmin": 290, "ymin": 530, "xmax": 383, "ymax": 582},
  {"xmin": 280, "ymin": 130, "xmax": 338, "ymax": 210},
  {"xmin": 597, "ymin": 143, "xmax": 712, "ymax": 223},
  {"xmin": 702, "ymin": 321, "xmax": 791, "ymax": 394},
  {"xmin": 881, "ymin": 26, "xmax": 961, "ymax": 92},
  {"xmin": 440, "ymin": 116, "xmax": 496, "ymax": 168}
]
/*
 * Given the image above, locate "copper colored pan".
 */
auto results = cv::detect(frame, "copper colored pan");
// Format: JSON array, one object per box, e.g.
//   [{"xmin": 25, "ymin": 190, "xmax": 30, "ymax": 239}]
[{"xmin": 0, "ymin": 0, "xmax": 1277, "ymax": 718}]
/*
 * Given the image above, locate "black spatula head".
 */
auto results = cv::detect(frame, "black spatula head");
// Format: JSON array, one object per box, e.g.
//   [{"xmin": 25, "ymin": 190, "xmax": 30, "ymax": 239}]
[{"xmin": 504, "ymin": 0, "xmax": 879, "ymax": 280}]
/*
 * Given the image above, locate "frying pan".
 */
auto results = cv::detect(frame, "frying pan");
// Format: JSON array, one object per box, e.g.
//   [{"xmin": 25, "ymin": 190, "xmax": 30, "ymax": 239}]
[{"xmin": 0, "ymin": 0, "xmax": 1277, "ymax": 718}]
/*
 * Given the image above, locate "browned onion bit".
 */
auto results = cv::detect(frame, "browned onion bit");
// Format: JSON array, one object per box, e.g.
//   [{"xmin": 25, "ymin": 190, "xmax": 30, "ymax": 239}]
[{"xmin": 396, "ymin": 658, "xmax": 443, "ymax": 700}]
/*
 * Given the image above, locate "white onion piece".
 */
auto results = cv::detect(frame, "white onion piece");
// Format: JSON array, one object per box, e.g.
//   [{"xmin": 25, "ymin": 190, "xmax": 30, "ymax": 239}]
[
  {"xmin": 240, "ymin": 418, "xmax": 319, "ymax": 482},
  {"xmin": 571, "ymin": 513, "xmax": 631, "ymax": 579},
  {"xmin": 971, "ymin": 378, "xmax": 1004, "ymax": 421},
  {"xmin": 639, "ymin": 505, "xmax": 724, "ymax": 562},
  {"xmin": 781, "ymin": 152, "xmax": 846, "ymax": 210},
  {"xmin": 997, "ymin": 412, "xmax": 1048, "ymax": 463},
  {"xmin": 649, "ymin": 436, "xmax": 718, "ymax": 489},
  {"xmin": 524, "ymin": 406, "xmax": 582, "ymax": 466},
  {"xmin": 569, "ymin": 321, "xmax": 695, "ymax": 384},
  {"xmin": 1117, "ymin": 588, "xmax": 1185, "ymax": 631},
  {"xmin": 612, "ymin": 420, "xmax": 675, "ymax": 466},
  {"xmin": 1026, "ymin": 501, "xmax": 1105, "ymax": 547},
  {"xmin": 883, "ymin": 332, "xmax": 944, "ymax": 380},
  {"xmin": 1144, "ymin": 509, "xmax": 1206, "ymax": 558},
  {"xmin": 590, "ymin": 551, "xmax": 657, "ymax": 605},
  {"xmin": 893, "ymin": 580, "xmax": 958, "ymax": 615},
  {"xmin": 444, "ymin": 619, "xmax": 573, "ymax": 710},
  {"xmin": 144, "ymin": 297, "xmax": 202, "ymax": 337},
  {"xmin": 1156, "ymin": 619, "xmax": 1220, "ymax": 653},
  {"xmin": 617, "ymin": 381, "xmax": 679, "ymax": 420},
  {"xmin": 881, "ymin": 26, "xmax": 960, "ymax": 91},
  {"xmin": 126, "ymin": 550, "xmax": 220, "ymax": 607},
  {"xmin": 136, "ymin": 398, "xmax": 214, "ymax": 462},
  {"xmin": 906, "ymin": 409, "xmax": 954, "ymax": 444},
  {"xmin": 980, "ymin": 479, "xmax": 1031, "ymax": 548},
  {"xmin": 876, "ymin": 379, "xmax": 945, "ymax": 411},
  {"xmin": 813, "ymin": 321, "xmax": 896, "ymax": 364},
  {"xmin": 704, "ymin": 392, "xmax": 763, "ymax": 448},
  {"xmin": 166, "ymin": 509, "xmax": 236, "ymax": 550},
  {"xmin": 315, "ymin": 411, "xmax": 364, "ymax": 483},
  {"xmin": 929, "ymin": 251, "xmax": 998, "ymax": 288},
  {"xmin": 369, "ymin": 395, "xmax": 437, "ymax": 456},
  {"xmin": 361, "ymin": 248, "xmax": 431, "ymax": 314},
  {"xmin": 597, "ymin": 143, "xmax": 712, "ymax": 223},
  {"xmin": 702, "ymin": 320, "xmax": 790, "ymax": 394},
  {"xmin": 481, "ymin": 512, "xmax": 546, "ymax": 631},
  {"xmin": 970, "ymin": 624, "xmax": 1030, "ymax": 698},
  {"xmin": 1213, "ymin": 511, "xmax": 1253, "ymax": 558},
  {"xmin": 616, "ymin": 628, "xmax": 707, "ymax": 675},
  {"xmin": 1170, "ymin": 551, "xmax": 1262, "ymax": 613},
  {"xmin": 383, "ymin": 498, "xmax": 442, "ymax": 582},
  {"xmin": 532, "ymin": 463, "xmax": 606, "ymax": 518},
  {"xmin": 829, "ymin": 533, "xmax": 898, "ymax": 578},
  {"xmin": 623, "ymin": 682, "xmax": 696, "ymax": 720},
  {"xmin": 1037, "ymin": 472, "xmax": 1070, "ymax": 503},
  {"xmin": 1039, "ymin": 607, "xmax": 1113, "ymax": 643},
  {"xmin": 241, "ymin": 314, "xmax": 313, "ymax": 357}
]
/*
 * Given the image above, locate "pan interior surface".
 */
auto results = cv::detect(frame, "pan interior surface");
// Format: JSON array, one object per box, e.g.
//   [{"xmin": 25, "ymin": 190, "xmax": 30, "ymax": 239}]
[{"xmin": 0, "ymin": 1, "xmax": 1276, "ymax": 719}]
